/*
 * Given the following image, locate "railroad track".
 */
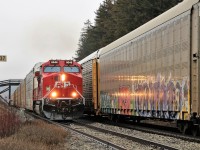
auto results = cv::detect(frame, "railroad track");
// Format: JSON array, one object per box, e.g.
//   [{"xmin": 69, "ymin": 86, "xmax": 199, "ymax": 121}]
[
  {"xmin": 81, "ymin": 115, "xmax": 200, "ymax": 143},
  {"xmin": 24, "ymin": 110, "xmax": 200, "ymax": 149},
  {"xmin": 71, "ymin": 119, "xmax": 178, "ymax": 150},
  {"xmin": 118, "ymin": 121, "xmax": 200, "ymax": 143},
  {"xmin": 73, "ymin": 119, "xmax": 200, "ymax": 150},
  {"xmin": 26, "ymin": 111, "xmax": 178, "ymax": 150}
]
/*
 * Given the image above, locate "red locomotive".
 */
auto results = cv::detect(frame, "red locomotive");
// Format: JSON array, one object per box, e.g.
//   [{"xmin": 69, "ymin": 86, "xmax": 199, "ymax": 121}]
[{"xmin": 12, "ymin": 60, "xmax": 85, "ymax": 120}]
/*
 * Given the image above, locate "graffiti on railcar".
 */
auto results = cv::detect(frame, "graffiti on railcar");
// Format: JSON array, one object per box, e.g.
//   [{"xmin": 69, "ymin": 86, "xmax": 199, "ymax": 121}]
[
  {"xmin": 119, "ymin": 86, "xmax": 130, "ymax": 110},
  {"xmin": 132, "ymin": 73, "xmax": 189, "ymax": 119},
  {"xmin": 100, "ymin": 73, "xmax": 189, "ymax": 119}
]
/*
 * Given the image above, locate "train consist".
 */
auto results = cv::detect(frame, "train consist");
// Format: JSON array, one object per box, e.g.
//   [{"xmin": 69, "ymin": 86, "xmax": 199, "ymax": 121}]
[
  {"xmin": 79, "ymin": 0, "xmax": 200, "ymax": 135},
  {"xmin": 12, "ymin": 60, "xmax": 84, "ymax": 120}
]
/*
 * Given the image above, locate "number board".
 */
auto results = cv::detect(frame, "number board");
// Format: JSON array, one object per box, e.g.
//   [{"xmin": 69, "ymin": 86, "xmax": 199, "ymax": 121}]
[{"xmin": 0, "ymin": 55, "xmax": 7, "ymax": 62}]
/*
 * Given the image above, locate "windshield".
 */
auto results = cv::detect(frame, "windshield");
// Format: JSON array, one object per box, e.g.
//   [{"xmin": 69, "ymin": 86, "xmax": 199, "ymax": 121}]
[
  {"xmin": 44, "ymin": 66, "xmax": 61, "ymax": 73},
  {"xmin": 64, "ymin": 66, "xmax": 79, "ymax": 73}
]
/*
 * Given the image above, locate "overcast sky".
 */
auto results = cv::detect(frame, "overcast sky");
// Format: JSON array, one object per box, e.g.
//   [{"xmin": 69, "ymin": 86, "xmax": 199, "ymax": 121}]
[{"xmin": 0, "ymin": 0, "xmax": 104, "ymax": 82}]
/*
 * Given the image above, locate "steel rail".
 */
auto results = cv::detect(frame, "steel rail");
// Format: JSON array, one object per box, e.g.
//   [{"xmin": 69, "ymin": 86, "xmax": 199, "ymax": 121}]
[
  {"xmin": 73, "ymin": 120, "xmax": 178, "ymax": 150},
  {"xmin": 107, "ymin": 120, "xmax": 200, "ymax": 143},
  {"xmin": 61, "ymin": 125, "xmax": 126, "ymax": 150},
  {"xmin": 82, "ymin": 116, "xmax": 200, "ymax": 143},
  {"xmin": 115, "ymin": 122, "xmax": 200, "ymax": 143}
]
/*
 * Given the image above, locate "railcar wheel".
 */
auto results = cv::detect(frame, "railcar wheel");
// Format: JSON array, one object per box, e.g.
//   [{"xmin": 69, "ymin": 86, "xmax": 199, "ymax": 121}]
[
  {"xmin": 115, "ymin": 115, "xmax": 120, "ymax": 123},
  {"xmin": 179, "ymin": 125, "xmax": 184, "ymax": 133},
  {"xmin": 136, "ymin": 118, "xmax": 140, "ymax": 123},
  {"xmin": 192, "ymin": 125, "xmax": 199, "ymax": 137},
  {"xmin": 183, "ymin": 124, "xmax": 190, "ymax": 135},
  {"xmin": 109, "ymin": 114, "xmax": 114, "ymax": 121},
  {"xmin": 110, "ymin": 115, "xmax": 120, "ymax": 123}
]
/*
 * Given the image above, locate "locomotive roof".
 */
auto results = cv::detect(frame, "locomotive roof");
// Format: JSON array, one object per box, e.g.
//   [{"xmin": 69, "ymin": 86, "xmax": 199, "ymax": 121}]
[
  {"xmin": 100, "ymin": 0, "xmax": 199, "ymax": 56},
  {"xmin": 41, "ymin": 60, "xmax": 80, "ymax": 65}
]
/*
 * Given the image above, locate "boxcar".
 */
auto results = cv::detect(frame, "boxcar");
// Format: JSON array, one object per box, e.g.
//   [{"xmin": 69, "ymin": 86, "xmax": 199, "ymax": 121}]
[
  {"xmin": 79, "ymin": 50, "xmax": 100, "ymax": 114},
  {"xmin": 80, "ymin": 0, "xmax": 200, "ymax": 135},
  {"xmin": 25, "ymin": 62, "xmax": 42, "ymax": 110}
]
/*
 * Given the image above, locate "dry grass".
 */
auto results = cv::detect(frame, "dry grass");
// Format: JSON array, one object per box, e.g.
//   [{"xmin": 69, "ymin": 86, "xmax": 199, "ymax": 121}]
[
  {"xmin": 0, "ymin": 106, "xmax": 21, "ymax": 137},
  {"xmin": 0, "ymin": 104, "xmax": 70, "ymax": 150},
  {"xmin": 0, "ymin": 138, "xmax": 50, "ymax": 150},
  {"xmin": 0, "ymin": 120, "xmax": 70, "ymax": 150},
  {"xmin": 15, "ymin": 120, "xmax": 69, "ymax": 145}
]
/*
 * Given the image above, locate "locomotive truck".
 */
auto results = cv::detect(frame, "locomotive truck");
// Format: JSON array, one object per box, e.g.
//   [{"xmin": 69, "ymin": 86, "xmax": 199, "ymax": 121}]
[
  {"xmin": 79, "ymin": 0, "xmax": 200, "ymax": 135},
  {"xmin": 12, "ymin": 60, "xmax": 85, "ymax": 120}
]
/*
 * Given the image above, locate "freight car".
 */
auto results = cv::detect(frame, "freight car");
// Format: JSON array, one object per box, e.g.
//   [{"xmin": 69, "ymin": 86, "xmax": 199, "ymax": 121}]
[
  {"xmin": 79, "ymin": 0, "xmax": 200, "ymax": 135},
  {"xmin": 12, "ymin": 60, "xmax": 85, "ymax": 120}
]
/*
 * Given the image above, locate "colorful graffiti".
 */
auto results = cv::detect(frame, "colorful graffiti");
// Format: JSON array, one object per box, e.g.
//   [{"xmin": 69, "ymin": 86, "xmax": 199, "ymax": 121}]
[{"xmin": 100, "ymin": 73, "xmax": 189, "ymax": 119}]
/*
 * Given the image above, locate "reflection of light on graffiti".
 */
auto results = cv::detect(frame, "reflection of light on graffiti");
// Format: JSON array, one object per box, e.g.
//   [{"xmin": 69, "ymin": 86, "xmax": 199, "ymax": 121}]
[
  {"xmin": 112, "ymin": 93, "xmax": 130, "ymax": 96},
  {"xmin": 112, "ymin": 92, "xmax": 154, "ymax": 97},
  {"xmin": 101, "ymin": 73, "xmax": 189, "ymax": 119},
  {"xmin": 116, "ymin": 75, "xmax": 147, "ymax": 81}
]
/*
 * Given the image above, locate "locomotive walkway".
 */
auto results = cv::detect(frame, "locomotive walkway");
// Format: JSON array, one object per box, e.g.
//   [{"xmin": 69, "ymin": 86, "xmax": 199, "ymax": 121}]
[{"xmin": 0, "ymin": 79, "xmax": 22, "ymax": 99}]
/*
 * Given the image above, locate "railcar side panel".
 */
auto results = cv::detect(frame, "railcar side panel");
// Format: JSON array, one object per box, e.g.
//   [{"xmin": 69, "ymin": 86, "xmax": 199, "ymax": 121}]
[
  {"xmin": 13, "ymin": 90, "xmax": 17, "ymax": 106},
  {"xmin": 20, "ymin": 79, "xmax": 26, "ymax": 108},
  {"xmin": 17, "ymin": 85, "xmax": 21, "ymax": 107},
  {"xmin": 13, "ymin": 90, "xmax": 16, "ymax": 106},
  {"xmin": 99, "ymin": 10, "xmax": 191, "ymax": 120},
  {"xmin": 79, "ymin": 51, "xmax": 99, "ymax": 114},
  {"xmin": 81, "ymin": 59, "xmax": 94, "ymax": 113},
  {"xmin": 25, "ymin": 70, "xmax": 34, "ymax": 110},
  {"xmin": 11, "ymin": 92, "xmax": 14, "ymax": 104},
  {"xmin": 16, "ymin": 86, "xmax": 19, "ymax": 107},
  {"xmin": 191, "ymin": 4, "xmax": 200, "ymax": 115},
  {"xmin": 25, "ymin": 62, "xmax": 42, "ymax": 110}
]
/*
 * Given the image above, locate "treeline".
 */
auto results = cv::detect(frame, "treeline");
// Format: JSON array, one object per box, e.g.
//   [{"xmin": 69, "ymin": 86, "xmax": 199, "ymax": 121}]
[{"xmin": 75, "ymin": 0, "xmax": 181, "ymax": 61}]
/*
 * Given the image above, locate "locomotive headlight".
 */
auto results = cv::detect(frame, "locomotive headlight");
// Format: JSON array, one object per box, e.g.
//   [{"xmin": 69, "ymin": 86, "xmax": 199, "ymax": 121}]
[
  {"xmin": 61, "ymin": 74, "xmax": 66, "ymax": 82},
  {"xmin": 72, "ymin": 92, "xmax": 77, "ymax": 98},
  {"xmin": 51, "ymin": 91, "xmax": 57, "ymax": 98}
]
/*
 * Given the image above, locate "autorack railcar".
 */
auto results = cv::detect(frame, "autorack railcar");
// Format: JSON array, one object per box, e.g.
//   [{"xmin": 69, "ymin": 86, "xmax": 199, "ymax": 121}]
[
  {"xmin": 79, "ymin": 0, "xmax": 200, "ymax": 135},
  {"xmin": 79, "ymin": 50, "xmax": 100, "ymax": 114},
  {"xmin": 12, "ymin": 60, "xmax": 85, "ymax": 120}
]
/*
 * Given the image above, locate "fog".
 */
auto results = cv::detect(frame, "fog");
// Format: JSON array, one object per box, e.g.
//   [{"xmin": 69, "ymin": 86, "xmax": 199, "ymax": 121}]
[{"xmin": 0, "ymin": 0, "xmax": 104, "ymax": 97}]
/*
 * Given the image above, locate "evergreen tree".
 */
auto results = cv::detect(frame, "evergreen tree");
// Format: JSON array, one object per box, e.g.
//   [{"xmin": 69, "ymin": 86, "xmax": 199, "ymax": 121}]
[
  {"xmin": 75, "ymin": 0, "xmax": 181, "ymax": 61},
  {"xmin": 75, "ymin": 20, "xmax": 93, "ymax": 61},
  {"xmin": 95, "ymin": 0, "xmax": 115, "ymax": 47}
]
